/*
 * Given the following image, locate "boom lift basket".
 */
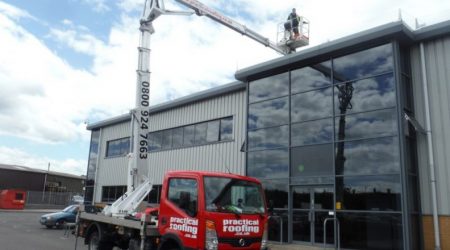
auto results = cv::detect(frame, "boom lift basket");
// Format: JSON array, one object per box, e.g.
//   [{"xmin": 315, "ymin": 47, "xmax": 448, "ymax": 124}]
[{"xmin": 277, "ymin": 16, "xmax": 310, "ymax": 52}]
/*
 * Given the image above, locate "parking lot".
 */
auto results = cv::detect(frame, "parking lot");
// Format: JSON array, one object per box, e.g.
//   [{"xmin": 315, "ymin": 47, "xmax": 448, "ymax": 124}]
[{"xmin": 0, "ymin": 210, "xmax": 88, "ymax": 250}]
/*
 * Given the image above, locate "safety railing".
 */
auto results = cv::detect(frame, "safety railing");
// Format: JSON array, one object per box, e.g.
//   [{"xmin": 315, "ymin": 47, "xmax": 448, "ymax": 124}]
[{"xmin": 323, "ymin": 217, "xmax": 340, "ymax": 249}]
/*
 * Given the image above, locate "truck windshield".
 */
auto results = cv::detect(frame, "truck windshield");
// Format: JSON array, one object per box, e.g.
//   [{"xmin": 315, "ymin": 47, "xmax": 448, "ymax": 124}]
[{"xmin": 204, "ymin": 176, "xmax": 265, "ymax": 214}]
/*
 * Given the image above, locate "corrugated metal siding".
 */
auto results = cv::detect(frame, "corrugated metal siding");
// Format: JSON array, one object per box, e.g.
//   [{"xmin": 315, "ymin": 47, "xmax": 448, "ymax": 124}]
[
  {"xmin": 147, "ymin": 90, "xmax": 246, "ymax": 183},
  {"xmin": 411, "ymin": 35, "xmax": 450, "ymax": 215},
  {"xmin": 95, "ymin": 122, "xmax": 130, "ymax": 202},
  {"xmin": 93, "ymin": 90, "xmax": 246, "ymax": 202}
]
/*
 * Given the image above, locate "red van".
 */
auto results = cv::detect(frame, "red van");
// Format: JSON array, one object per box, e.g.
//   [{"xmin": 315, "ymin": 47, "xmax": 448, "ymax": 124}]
[{"xmin": 0, "ymin": 189, "xmax": 26, "ymax": 210}]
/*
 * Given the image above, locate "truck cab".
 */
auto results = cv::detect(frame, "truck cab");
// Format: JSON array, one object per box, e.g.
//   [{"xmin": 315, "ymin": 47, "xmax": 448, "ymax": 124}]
[{"xmin": 158, "ymin": 171, "xmax": 269, "ymax": 250}]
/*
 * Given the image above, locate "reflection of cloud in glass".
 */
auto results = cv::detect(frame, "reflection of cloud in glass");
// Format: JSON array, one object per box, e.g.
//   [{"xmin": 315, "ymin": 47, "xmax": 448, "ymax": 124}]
[
  {"xmin": 291, "ymin": 61, "xmax": 331, "ymax": 93},
  {"xmin": 333, "ymin": 43, "xmax": 393, "ymax": 81},
  {"xmin": 292, "ymin": 118, "xmax": 333, "ymax": 146},
  {"xmin": 249, "ymin": 72, "xmax": 289, "ymax": 103},
  {"xmin": 248, "ymin": 125, "xmax": 289, "ymax": 151},
  {"xmin": 248, "ymin": 149, "xmax": 288, "ymax": 178},
  {"xmin": 336, "ymin": 137, "xmax": 400, "ymax": 175},
  {"xmin": 336, "ymin": 108, "xmax": 397, "ymax": 141},
  {"xmin": 248, "ymin": 97, "xmax": 288, "ymax": 130},
  {"xmin": 335, "ymin": 73, "xmax": 396, "ymax": 114},
  {"xmin": 292, "ymin": 87, "xmax": 332, "ymax": 122}
]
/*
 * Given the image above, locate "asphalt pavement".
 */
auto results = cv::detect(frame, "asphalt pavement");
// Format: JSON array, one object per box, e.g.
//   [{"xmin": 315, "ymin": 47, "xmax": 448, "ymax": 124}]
[{"xmin": 0, "ymin": 210, "xmax": 88, "ymax": 250}]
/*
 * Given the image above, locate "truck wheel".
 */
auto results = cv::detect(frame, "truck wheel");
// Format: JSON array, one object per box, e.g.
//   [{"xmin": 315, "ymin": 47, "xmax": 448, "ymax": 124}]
[{"xmin": 88, "ymin": 231, "xmax": 100, "ymax": 250}]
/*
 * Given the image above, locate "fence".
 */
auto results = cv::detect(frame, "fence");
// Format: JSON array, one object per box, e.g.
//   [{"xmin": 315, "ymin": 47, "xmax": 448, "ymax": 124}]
[{"xmin": 25, "ymin": 191, "xmax": 81, "ymax": 207}]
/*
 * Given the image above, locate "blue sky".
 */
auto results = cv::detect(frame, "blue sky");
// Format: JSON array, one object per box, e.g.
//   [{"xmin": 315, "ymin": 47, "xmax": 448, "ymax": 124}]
[{"xmin": 0, "ymin": 0, "xmax": 449, "ymax": 176}]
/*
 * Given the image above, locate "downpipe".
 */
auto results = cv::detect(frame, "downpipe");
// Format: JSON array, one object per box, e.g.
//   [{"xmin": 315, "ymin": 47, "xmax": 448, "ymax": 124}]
[{"xmin": 420, "ymin": 42, "xmax": 441, "ymax": 250}]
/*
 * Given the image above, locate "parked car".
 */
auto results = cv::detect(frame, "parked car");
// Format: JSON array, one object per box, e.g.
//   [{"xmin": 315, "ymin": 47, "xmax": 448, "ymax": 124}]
[{"xmin": 39, "ymin": 205, "xmax": 79, "ymax": 229}]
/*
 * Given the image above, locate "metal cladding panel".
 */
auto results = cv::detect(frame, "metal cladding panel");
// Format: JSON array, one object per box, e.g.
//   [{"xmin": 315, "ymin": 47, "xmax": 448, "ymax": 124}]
[
  {"xmin": 92, "ymin": 89, "xmax": 246, "ymax": 202},
  {"xmin": 411, "ymin": 35, "xmax": 450, "ymax": 215},
  {"xmin": 147, "ymin": 90, "xmax": 246, "ymax": 184},
  {"xmin": 95, "ymin": 121, "xmax": 130, "ymax": 202}
]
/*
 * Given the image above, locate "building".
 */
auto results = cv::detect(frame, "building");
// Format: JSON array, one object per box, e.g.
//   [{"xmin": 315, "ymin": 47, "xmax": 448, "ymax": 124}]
[
  {"xmin": 85, "ymin": 20, "xmax": 450, "ymax": 250},
  {"xmin": 0, "ymin": 163, "xmax": 85, "ymax": 194}
]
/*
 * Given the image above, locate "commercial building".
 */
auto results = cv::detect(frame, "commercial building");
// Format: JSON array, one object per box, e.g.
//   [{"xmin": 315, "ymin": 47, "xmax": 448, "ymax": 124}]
[
  {"xmin": 85, "ymin": 20, "xmax": 450, "ymax": 249},
  {"xmin": 0, "ymin": 163, "xmax": 85, "ymax": 193}
]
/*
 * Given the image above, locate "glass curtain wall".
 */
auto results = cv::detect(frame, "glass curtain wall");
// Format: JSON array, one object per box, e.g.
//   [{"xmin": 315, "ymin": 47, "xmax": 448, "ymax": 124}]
[
  {"xmin": 247, "ymin": 43, "xmax": 406, "ymax": 249},
  {"xmin": 85, "ymin": 129, "xmax": 100, "ymax": 204}
]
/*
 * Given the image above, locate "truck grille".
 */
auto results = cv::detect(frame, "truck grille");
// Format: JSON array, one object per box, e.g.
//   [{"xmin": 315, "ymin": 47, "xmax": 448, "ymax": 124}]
[{"xmin": 218, "ymin": 237, "xmax": 261, "ymax": 248}]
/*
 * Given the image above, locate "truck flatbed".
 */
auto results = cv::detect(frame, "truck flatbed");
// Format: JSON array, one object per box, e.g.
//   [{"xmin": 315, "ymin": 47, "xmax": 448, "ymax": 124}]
[{"xmin": 79, "ymin": 212, "xmax": 160, "ymax": 236}]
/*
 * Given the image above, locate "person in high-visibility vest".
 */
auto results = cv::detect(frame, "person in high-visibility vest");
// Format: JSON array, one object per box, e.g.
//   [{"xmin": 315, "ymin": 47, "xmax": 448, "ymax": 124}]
[{"xmin": 284, "ymin": 8, "xmax": 300, "ymax": 39}]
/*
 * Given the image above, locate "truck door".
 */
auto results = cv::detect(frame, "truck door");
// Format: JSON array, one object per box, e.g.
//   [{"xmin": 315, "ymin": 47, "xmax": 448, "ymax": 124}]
[{"xmin": 159, "ymin": 177, "xmax": 199, "ymax": 249}]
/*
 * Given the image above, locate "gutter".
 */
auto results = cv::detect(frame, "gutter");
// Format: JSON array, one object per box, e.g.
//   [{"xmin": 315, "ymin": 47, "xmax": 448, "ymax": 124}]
[{"xmin": 419, "ymin": 42, "xmax": 441, "ymax": 250}]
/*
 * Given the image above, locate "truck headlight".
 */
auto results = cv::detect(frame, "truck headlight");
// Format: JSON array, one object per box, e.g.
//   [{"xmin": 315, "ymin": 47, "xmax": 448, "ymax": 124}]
[{"xmin": 205, "ymin": 220, "xmax": 218, "ymax": 250}]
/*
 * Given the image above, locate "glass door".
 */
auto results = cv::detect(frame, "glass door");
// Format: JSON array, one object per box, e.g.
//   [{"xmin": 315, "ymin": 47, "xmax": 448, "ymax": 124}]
[{"xmin": 292, "ymin": 186, "xmax": 335, "ymax": 246}]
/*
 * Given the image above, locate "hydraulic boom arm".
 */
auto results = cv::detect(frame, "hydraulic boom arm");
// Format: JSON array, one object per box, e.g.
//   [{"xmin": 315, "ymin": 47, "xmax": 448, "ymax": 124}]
[{"xmin": 174, "ymin": 0, "xmax": 288, "ymax": 55}]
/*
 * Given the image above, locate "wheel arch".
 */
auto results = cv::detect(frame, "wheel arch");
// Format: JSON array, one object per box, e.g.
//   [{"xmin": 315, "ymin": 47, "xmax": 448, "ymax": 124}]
[{"xmin": 158, "ymin": 233, "xmax": 184, "ymax": 250}]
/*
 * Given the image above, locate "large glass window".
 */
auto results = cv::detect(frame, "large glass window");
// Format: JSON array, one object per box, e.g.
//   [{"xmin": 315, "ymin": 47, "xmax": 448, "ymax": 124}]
[
  {"xmin": 248, "ymin": 125, "xmax": 289, "ymax": 151},
  {"xmin": 168, "ymin": 178, "xmax": 198, "ymax": 217},
  {"xmin": 334, "ymin": 73, "xmax": 396, "ymax": 115},
  {"xmin": 291, "ymin": 144, "xmax": 334, "ymax": 177},
  {"xmin": 148, "ymin": 116, "xmax": 233, "ymax": 152},
  {"xmin": 291, "ymin": 118, "xmax": 333, "ymax": 146},
  {"xmin": 106, "ymin": 137, "xmax": 130, "ymax": 157},
  {"xmin": 249, "ymin": 72, "xmax": 289, "ymax": 103},
  {"xmin": 86, "ymin": 130, "xmax": 100, "ymax": 187},
  {"xmin": 336, "ymin": 175, "xmax": 401, "ymax": 211},
  {"xmin": 245, "ymin": 42, "xmax": 405, "ymax": 247},
  {"xmin": 101, "ymin": 186, "xmax": 127, "ymax": 203},
  {"xmin": 333, "ymin": 43, "xmax": 393, "ymax": 81},
  {"xmin": 247, "ymin": 148, "xmax": 288, "ymax": 178},
  {"xmin": 291, "ymin": 87, "xmax": 332, "ymax": 123},
  {"xmin": 337, "ymin": 212, "xmax": 403, "ymax": 250},
  {"xmin": 261, "ymin": 179, "xmax": 288, "ymax": 209},
  {"xmin": 291, "ymin": 61, "xmax": 332, "ymax": 94},
  {"xmin": 248, "ymin": 97, "xmax": 288, "ymax": 130},
  {"xmin": 335, "ymin": 137, "xmax": 400, "ymax": 175},
  {"xmin": 335, "ymin": 108, "xmax": 397, "ymax": 141}
]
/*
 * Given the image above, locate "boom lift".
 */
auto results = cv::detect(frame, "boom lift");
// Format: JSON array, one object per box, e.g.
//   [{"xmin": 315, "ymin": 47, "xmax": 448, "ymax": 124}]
[
  {"xmin": 76, "ymin": 1, "xmax": 309, "ymax": 249},
  {"xmin": 102, "ymin": 0, "xmax": 310, "ymax": 218}
]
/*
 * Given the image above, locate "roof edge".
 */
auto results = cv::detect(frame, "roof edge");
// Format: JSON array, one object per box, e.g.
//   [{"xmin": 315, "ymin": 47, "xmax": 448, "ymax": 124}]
[{"xmin": 87, "ymin": 81, "xmax": 245, "ymax": 130}]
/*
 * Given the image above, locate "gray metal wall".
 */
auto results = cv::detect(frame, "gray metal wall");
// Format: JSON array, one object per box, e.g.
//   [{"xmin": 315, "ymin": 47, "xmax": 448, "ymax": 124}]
[
  {"xmin": 93, "ymin": 90, "xmax": 246, "ymax": 203},
  {"xmin": 146, "ymin": 90, "xmax": 246, "ymax": 183},
  {"xmin": 94, "ymin": 122, "xmax": 130, "ymax": 202},
  {"xmin": 410, "ymin": 34, "xmax": 450, "ymax": 215}
]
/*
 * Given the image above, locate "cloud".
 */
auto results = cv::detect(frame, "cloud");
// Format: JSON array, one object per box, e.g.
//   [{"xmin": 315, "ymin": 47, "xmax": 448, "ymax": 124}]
[
  {"xmin": 81, "ymin": 0, "xmax": 110, "ymax": 13},
  {"xmin": 0, "ymin": 1, "xmax": 34, "ymax": 20},
  {"xmin": 0, "ymin": 146, "xmax": 86, "ymax": 176}
]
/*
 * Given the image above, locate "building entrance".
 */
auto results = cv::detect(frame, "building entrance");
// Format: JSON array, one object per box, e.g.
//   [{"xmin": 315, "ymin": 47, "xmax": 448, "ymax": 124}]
[{"xmin": 292, "ymin": 185, "xmax": 335, "ymax": 246}]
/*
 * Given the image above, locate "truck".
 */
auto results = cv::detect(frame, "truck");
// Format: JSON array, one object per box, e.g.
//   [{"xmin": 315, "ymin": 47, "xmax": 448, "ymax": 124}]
[
  {"xmin": 77, "ymin": 171, "xmax": 268, "ymax": 250},
  {"xmin": 75, "ymin": 1, "xmax": 309, "ymax": 249}
]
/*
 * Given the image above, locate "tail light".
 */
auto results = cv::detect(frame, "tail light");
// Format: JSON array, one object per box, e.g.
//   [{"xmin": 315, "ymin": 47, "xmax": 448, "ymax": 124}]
[
  {"xmin": 260, "ymin": 221, "xmax": 268, "ymax": 250},
  {"xmin": 205, "ymin": 220, "xmax": 218, "ymax": 250}
]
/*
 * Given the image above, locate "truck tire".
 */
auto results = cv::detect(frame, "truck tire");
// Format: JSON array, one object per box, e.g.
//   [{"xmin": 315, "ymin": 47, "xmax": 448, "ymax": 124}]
[{"xmin": 88, "ymin": 231, "xmax": 100, "ymax": 250}]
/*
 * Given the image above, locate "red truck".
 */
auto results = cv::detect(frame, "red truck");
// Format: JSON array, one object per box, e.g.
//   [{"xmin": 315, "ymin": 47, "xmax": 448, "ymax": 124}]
[{"xmin": 76, "ymin": 171, "xmax": 269, "ymax": 250}]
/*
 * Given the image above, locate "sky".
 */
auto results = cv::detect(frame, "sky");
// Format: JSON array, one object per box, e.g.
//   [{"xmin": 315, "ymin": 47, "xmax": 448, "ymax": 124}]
[{"xmin": 0, "ymin": 0, "xmax": 449, "ymax": 177}]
